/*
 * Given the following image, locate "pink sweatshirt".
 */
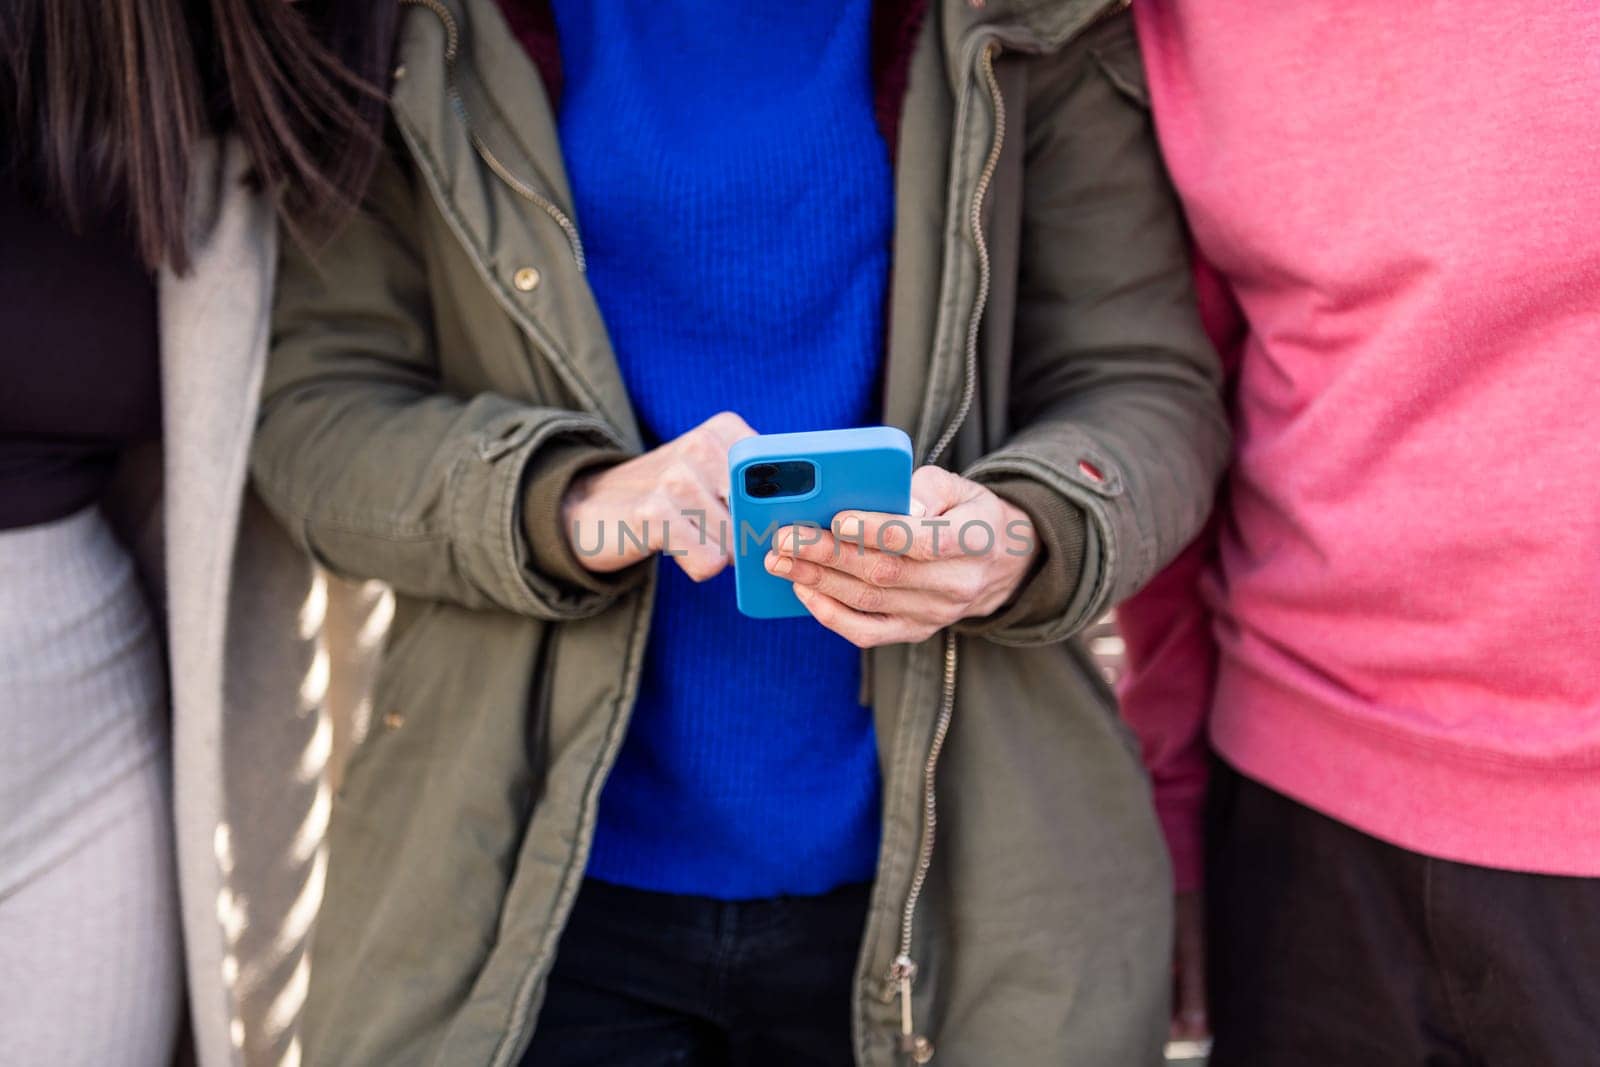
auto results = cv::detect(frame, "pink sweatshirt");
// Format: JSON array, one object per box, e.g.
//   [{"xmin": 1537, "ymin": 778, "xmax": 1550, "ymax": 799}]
[{"xmin": 1122, "ymin": 2, "xmax": 1600, "ymax": 891}]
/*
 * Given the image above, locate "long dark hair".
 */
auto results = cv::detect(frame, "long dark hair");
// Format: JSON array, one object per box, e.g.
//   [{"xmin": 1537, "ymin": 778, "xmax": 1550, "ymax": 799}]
[{"xmin": 0, "ymin": 0, "xmax": 400, "ymax": 272}]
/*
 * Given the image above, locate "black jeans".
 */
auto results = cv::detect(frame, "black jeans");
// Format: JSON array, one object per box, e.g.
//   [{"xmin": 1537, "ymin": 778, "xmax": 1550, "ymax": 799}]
[
  {"xmin": 520, "ymin": 877, "xmax": 870, "ymax": 1067},
  {"xmin": 1207, "ymin": 761, "xmax": 1600, "ymax": 1067}
]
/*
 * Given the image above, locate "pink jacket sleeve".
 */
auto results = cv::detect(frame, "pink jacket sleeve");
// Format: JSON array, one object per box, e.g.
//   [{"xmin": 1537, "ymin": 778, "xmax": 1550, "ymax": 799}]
[{"xmin": 1115, "ymin": 254, "xmax": 1242, "ymax": 894}]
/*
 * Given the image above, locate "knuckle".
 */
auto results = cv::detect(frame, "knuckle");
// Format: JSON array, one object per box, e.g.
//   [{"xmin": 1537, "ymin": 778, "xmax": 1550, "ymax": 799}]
[
  {"xmin": 867, "ymin": 555, "xmax": 903, "ymax": 587},
  {"xmin": 682, "ymin": 431, "xmax": 718, "ymax": 464},
  {"xmin": 641, "ymin": 493, "xmax": 672, "ymax": 522},
  {"xmin": 953, "ymin": 572, "xmax": 986, "ymax": 604},
  {"xmin": 661, "ymin": 462, "xmax": 700, "ymax": 498},
  {"xmin": 802, "ymin": 531, "xmax": 834, "ymax": 559},
  {"xmin": 853, "ymin": 585, "xmax": 885, "ymax": 613},
  {"xmin": 706, "ymin": 411, "xmax": 745, "ymax": 438}
]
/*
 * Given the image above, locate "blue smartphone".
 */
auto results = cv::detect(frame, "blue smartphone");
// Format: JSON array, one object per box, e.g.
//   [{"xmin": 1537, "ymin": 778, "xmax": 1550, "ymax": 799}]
[{"xmin": 728, "ymin": 426, "xmax": 914, "ymax": 619}]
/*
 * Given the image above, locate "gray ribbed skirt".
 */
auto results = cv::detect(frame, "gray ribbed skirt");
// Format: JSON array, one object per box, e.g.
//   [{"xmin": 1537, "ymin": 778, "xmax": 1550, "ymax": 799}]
[{"xmin": 0, "ymin": 506, "xmax": 180, "ymax": 1065}]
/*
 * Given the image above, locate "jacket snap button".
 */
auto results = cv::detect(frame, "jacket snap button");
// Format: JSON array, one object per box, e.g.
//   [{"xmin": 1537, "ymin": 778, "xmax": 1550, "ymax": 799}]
[
  {"xmin": 1077, "ymin": 459, "xmax": 1105, "ymax": 483},
  {"xmin": 512, "ymin": 267, "xmax": 541, "ymax": 292},
  {"xmin": 382, "ymin": 711, "xmax": 404, "ymax": 731}
]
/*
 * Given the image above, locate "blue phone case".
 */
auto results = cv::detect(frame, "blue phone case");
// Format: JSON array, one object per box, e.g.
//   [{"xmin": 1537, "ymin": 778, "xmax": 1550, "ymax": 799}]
[{"xmin": 728, "ymin": 426, "xmax": 913, "ymax": 619}]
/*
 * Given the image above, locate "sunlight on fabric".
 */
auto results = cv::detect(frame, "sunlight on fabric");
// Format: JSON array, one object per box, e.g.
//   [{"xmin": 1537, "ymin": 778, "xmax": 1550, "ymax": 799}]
[
  {"xmin": 287, "ymin": 781, "xmax": 332, "ymax": 866},
  {"xmin": 214, "ymin": 821, "xmax": 235, "ymax": 876},
  {"xmin": 299, "ymin": 647, "xmax": 330, "ymax": 711},
  {"xmin": 357, "ymin": 584, "xmax": 395, "ymax": 649},
  {"xmin": 217, "ymin": 884, "xmax": 249, "ymax": 943},
  {"xmin": 298, "ymin": 573, "xmax": 328, "ymax": 641},
  {"xmin": 263, "ymin": 951, "xmax": 313, "ymax": 1038},
  {"xmin": 282, "ymin": 1037, "xmax": 303, "ymax": 1067},
  {"xmin": 272, "ymin": 850, "xmax": 328, "ymax": 961},
  {"xmin": 295, "ymin": 712, "xmax": 333, "ymax": 786},
  {"xmin": 349, "ymin": 696, "xmax": 374, "ymax": 759}
]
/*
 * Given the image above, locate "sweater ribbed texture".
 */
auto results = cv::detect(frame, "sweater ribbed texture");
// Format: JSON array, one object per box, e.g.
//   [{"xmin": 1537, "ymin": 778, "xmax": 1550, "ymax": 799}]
[
  {"xmin": 554, "ymin": 0, "xmax": 893, "ymax": 898},
  {"xmin": 0, "ymin": 507, "xmax": 180, "ymax": 1062}
]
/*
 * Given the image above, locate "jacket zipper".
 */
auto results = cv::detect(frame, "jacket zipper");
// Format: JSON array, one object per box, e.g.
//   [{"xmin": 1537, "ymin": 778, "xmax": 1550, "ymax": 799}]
[
  {"xmin": 887, "ymin": 38, "xmax": 1007, "ymax": 1066},
  {"xmin": 400, "ymin": 0, "xmax": 588, "ymax": 271},
  {"xmin": 887, "ymin": 0, "xmax": 1130, "ymax": 1052}
]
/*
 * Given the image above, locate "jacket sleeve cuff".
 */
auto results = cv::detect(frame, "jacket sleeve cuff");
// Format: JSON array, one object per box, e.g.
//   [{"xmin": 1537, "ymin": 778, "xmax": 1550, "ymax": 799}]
[
  {"xmin": 958, "ymin": 476, "xmax": 1087, "ymax": 636},
  {"xmin": 520, "ymin": 441, "xmax": 643, "ymax": 596}
]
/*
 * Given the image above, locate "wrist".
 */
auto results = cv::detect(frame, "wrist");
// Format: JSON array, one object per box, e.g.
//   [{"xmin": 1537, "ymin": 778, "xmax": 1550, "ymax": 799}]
[
  {"xmin": 523, "ymin": 444, "xmax": 630, "ymax": 588},
  {"xmin": 989, "ymin": 499, "xmax": 1039, "ymax": 604},
  {"xmin": 956, "ymin": 477, "xmax": 1084, "ymax": 635},
  {"xmin": 559, "ymin": 470, "xmax": 597, "ymax": 559}
]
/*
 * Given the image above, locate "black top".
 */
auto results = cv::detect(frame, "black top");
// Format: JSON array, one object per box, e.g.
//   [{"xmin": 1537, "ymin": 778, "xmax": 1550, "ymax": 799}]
[{"xmin": 0, "ymin": 176, "xmax": 161, "ymax": 530}]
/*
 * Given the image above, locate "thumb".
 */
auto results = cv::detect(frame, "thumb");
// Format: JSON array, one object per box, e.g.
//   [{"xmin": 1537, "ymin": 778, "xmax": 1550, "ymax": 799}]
[{"xmin": 909, "ymin": 465, "xmax": 970, "ymax": 519}]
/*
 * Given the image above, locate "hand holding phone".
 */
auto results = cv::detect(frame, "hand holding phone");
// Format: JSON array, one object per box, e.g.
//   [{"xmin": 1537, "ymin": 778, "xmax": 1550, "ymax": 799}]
[
  {"xmin": 763, "ymin": 463, "xmax": 1042, "ymax": 648},
  {"xmin": 561, "ymin": 411, "xmax": 756, "ymax": 581},
  {"xmin": 728, "ymin": 427, "xmax": 914, "ymax": 619}
]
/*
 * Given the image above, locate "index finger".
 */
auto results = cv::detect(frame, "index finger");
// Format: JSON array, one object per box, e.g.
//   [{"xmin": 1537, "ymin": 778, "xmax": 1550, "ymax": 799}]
[
  {"xmin": 686, "ymin": 411, "xmax": 758, "ymax": 499},
  {"xmin": 699, "ymin": 411, "xmax": 758, "ymax": 451}
]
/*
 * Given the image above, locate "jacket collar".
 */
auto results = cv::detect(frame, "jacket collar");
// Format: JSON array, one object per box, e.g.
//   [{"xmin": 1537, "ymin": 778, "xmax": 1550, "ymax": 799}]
[
  {"xmin": 951, "ymin": 0, "xmax": 1130, "ymax": 48},
  {"xmin": 409, "ymin": 0, "xmax": 1128, "ymax": 97},
  {"xmin": 390, "ymin": 0, "xmax": 1129, "ymax": 236}
]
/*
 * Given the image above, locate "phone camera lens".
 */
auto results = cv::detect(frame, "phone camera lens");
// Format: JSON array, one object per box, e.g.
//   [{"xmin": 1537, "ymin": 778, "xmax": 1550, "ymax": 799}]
[
  {"xmin": 750, "ymin": 481, "xmax": 779, "ymax": 498},
  {"xmin": 749, "ymin": 464, "xmax": 779, "ymax": 480}
]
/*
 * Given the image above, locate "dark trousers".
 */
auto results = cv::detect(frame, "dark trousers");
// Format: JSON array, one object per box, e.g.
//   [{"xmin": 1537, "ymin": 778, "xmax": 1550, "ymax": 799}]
[
  {"xmin": 520, "ymin": 877, "xmax": 869, "ymax": 1067},
  {"xmin": 1207, "ymin": 762, "xmax": 1600, "ymax": 1067}
]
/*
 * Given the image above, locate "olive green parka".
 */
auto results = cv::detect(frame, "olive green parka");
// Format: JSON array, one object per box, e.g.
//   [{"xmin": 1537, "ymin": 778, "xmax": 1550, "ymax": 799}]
[{"xmin": 251, "ymin": 0, "xmax": 1228, "ymax": 1063}]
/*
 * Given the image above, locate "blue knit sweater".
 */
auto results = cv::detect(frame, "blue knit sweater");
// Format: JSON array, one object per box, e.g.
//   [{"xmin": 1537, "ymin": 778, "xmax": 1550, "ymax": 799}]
[{"xmin": 553, "ymin": 0, "xmax": 893, "ymax": 899}]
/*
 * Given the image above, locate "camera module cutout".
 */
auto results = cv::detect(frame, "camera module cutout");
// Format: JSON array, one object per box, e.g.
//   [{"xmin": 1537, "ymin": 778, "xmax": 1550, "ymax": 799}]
[{"xmin": 743, "ymin": 460, "xmax": 816, "ymax": 500}]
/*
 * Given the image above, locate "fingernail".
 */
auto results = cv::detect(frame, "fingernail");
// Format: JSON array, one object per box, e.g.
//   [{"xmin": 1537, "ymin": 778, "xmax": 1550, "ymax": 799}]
[
  {"xmin": 910, "ymin": 499, "xmax": 927, "ymax": 517},
  {"xmin": 767, "ymin": 554, "xmax": 792, "ymax": 576}
]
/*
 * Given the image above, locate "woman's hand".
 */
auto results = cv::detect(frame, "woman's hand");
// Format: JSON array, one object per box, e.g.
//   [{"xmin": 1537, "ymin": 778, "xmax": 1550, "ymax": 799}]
[
  {"xmin": 561, "ymin": 411, "xmax": 756, "ymax": 581},
  {"xmin": 765, "ymin": 465, "xmax": 1039, "ymax": 647}
]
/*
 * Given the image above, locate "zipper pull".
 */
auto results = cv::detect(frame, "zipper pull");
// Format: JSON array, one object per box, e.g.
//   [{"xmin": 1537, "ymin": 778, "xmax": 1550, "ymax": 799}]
[{"xmin": 889, "ymin": 955, "xmax": 935, "ymax": 1063}]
